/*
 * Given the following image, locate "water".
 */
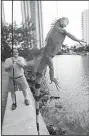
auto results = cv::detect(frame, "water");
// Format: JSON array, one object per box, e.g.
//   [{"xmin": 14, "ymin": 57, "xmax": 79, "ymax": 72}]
[{"xmin": 49, "ymin": 55, "xmax": 89, "ymax": 135}]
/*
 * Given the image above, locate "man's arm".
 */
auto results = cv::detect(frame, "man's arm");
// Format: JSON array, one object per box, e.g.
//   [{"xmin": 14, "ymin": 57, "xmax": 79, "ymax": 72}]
[
  {"xmin": 16, "ymin": 61, "xmax": 24, "ymax": 67},
  {"xmin": 16, "ymin": 57, "xmax": 26, "ymax": 67},
  {"xmin": 5, "ymin": 58, "xmax": 13, "ymax": 72},
  {"xmin": 5, "ymin": 65, "xmax": 13, "ymax": 72}
]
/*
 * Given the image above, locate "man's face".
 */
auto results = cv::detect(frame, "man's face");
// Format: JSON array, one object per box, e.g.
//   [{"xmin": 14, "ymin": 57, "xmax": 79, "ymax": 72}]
[
  {"xmin": 13, "ymin": 49, "xmax": 18, "ymax": 57},
  {"xmin": 60, "ymin": 18, "xmax": 69, "ymax": 28}
]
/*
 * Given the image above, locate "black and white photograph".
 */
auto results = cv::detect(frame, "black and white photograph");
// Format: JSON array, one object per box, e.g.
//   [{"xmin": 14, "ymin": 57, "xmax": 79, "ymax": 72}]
[{"xmin": 1, "ymin": 1, "xmax": 89, "ymax": 135}]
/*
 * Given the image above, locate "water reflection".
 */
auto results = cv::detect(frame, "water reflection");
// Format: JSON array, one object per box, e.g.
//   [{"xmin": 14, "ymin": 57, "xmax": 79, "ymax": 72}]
[{"xmin": 52, "ymin": 55, "xmax": 89, "ymax": 135}]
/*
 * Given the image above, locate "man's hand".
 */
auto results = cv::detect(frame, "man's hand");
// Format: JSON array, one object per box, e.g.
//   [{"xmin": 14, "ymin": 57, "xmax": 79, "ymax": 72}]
[
  {"xmin": 16, "ymin": 59, "xmax": 24, "ymax": 67},
  {"xmin": 12, "ymin": 57, "xmax": 15, "ymax": 64},
  {"xmin": 5, "ymin": 63, "xmax": 14, "ymax": 72}
]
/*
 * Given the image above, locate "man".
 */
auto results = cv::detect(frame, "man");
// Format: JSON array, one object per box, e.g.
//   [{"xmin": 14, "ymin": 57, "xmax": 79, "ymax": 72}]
[
  {"xmin": 34, "ymin": 17, "xmax": 86, "ymax": 135},
  {"xmin": 5, "ymin": 46, "xmax": 29, "ymax": 110}
]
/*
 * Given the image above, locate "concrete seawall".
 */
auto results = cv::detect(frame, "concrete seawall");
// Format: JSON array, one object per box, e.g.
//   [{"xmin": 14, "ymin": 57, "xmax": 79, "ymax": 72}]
[{"xmin": 2, "ymin": 78, "xmax": 49, "ymax": 135}]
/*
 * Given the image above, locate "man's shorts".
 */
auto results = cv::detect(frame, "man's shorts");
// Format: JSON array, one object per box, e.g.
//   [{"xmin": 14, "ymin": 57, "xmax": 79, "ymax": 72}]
[{"xmin": 7, "ymin": 75, "xmax": 28, "ymax": 92}]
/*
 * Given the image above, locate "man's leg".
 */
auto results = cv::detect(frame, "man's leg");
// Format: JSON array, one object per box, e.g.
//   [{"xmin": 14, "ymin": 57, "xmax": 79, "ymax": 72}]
[
  {"xmin": 16, "ymin": 76, "xmax": 29, "ymax": 105},
  {"xmin": 11, "ymin": 91, "xmax": 17, "ymax": 110},
  {"xmin": 9, "ymin": 78, "xmax": 17, "ymax": 110},
  {"xmin": 11, "ymin": 91, "xmax": 16, "ymax": 104}
]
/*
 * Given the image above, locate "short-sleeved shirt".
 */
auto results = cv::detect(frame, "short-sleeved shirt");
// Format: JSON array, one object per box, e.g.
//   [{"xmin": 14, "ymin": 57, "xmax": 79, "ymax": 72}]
[{"xmin": 5, "ymin": 56, "xmax": 26, "ymax": 78}]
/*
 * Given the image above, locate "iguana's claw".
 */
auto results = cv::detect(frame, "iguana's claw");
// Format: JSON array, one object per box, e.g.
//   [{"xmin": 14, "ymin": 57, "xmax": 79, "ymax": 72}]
[
  {"xmin": 50, "ymin": 78, "xmax": 60, "ymax": 91},
  {"xmin": 81, "ymin": 40, "xmax": 86, "ymax": 43}
]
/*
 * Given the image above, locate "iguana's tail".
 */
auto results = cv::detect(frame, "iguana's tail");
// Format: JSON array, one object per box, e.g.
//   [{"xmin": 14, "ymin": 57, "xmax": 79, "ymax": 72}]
[{"xmin": 35, "ymin": 82, "xmax": 41, "ymax": 135}]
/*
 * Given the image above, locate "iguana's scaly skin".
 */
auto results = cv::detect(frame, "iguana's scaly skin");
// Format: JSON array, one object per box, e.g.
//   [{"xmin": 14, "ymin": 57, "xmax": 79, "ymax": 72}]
[
  {"xmin": 33, "ymin": 17, "xmax": 86, "ymax": 134},
  {"xmin": 35, "ymin": 18, "xmax": 67, "ymax": 135}
]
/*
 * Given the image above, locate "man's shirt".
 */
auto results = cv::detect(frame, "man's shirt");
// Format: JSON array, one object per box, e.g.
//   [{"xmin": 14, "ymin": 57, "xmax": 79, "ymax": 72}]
[{"xmin": 5, "ymin": 56, "xmax": 26, "ymax": 78}]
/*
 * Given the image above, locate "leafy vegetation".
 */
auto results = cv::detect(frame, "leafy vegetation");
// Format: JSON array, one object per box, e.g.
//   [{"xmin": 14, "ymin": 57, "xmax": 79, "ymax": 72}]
[{"xmin": 1, "ymin": 21, "xmax": 37, "ymax": 61}]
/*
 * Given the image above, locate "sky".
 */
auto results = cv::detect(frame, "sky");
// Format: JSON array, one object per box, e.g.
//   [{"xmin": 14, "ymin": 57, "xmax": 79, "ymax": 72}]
[
  {"xmin": 42, "ymin": 1, "xmax": 88, "ymax": 46},
  {"xmin": 3, "ymin": 1, "xmax": 22, "ymax": 25},
  {"xmin": 3, "ymin": 1, "xmax": 89, "ymax": 46}
]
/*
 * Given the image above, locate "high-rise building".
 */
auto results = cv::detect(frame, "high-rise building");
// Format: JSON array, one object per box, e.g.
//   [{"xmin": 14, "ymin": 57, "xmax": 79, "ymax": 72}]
[
  {"xmin": 21, "ymin": 1, "xmax": 44, "ymax": 49},
  {"xmin": 2, "ymin": 1, "xmax": 5, "ymax": 23},
  {"xmin": 81, "ymin": 9, "xmax": 89, "ymax": 45},
  {"xmin": 21, "ymin": 1, "xmax": 31, "ymax": 26}
]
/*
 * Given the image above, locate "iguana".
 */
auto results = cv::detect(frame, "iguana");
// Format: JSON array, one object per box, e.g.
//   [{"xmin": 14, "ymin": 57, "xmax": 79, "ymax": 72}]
[{"xmin": 34, "ymin": 17, "xmax": 86, "ymax": 135}]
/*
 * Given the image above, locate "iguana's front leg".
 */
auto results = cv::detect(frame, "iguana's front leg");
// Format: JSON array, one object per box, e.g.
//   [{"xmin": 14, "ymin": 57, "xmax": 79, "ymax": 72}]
[{"xmin": 50, "ymin": 78, "xmax": 60, "ymax": 91}]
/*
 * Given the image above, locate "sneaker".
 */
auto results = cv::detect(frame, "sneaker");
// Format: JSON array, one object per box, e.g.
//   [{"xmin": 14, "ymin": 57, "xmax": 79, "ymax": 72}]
[
  {"xmin": 24, "ymin": 99, "xmax": 29, "ymax": 105},
  {"xmin": 11, "ymin": 103, "xmax": 17, "ymax": 110}
]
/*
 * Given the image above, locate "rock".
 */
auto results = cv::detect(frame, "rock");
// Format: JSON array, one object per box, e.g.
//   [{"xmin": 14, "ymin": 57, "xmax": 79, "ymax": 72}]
[
  {"xmin": 47, "ymin": 125, "xmax": 66, "ymax": 135},
  {"xmin": 30, "ymin": 86, "xmax": 35, "ymax": 95},
  {"xmin": 50, "ymin": 96, "xmax": 60, "ymax": 100},
  {"xmin": 55, "ymin": 104, "xmax": 62, "ymax": 109},
  {"xmin": 41, "ymin": 95, "xmax": 49, "ymax": 102},
  {"xmin": 39, "ymin": 102, "xmax": 43, "ymax": 108},
  {"xmin": 47, "ymin": 125, "xmax": 57, "ymax": 135},
  {"xmin": 57, "ymin": 128, "xmax": 66, "ymax": 135}
]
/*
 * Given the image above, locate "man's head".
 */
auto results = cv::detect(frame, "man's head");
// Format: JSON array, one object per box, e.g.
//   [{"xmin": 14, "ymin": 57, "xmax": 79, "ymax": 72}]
[
  {"xmin": 13, "ymin": 47, "xmax": 19, "ymax": 58},
  {"xmin": 57, "ymin": 17, "xmax": 69, "ymax": 28}
]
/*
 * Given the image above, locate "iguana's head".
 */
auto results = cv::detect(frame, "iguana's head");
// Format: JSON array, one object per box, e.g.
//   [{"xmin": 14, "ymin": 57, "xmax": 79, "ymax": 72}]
[{"xmin": 56, "ymin": 17, "xmax": 69, "ymax": 28}]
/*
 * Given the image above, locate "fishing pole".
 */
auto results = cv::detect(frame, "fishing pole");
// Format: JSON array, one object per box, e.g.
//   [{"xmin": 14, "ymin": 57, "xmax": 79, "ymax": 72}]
[{"xmin": 12, "ymin": 0, "xmax": 16, "ymax": 105}]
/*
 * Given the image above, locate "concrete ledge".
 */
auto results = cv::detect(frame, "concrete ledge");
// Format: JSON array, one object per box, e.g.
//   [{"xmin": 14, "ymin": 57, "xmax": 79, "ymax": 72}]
[{"xmin": 2, "ymin": 88, "xmax": 49, "ymax": 135}]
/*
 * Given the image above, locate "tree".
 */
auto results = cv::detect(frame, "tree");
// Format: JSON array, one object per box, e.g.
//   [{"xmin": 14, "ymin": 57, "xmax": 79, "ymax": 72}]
[
  {"xmin": 12, "ymin": 21, "xmax": 36, "ymax": 49},
  {"xmin": 1, "ymin": 21, "xmax": 36, "ymax": 61},
  {"xmin": 1, "ymin": 23, "xmax": 12, "ymax": 61}
]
